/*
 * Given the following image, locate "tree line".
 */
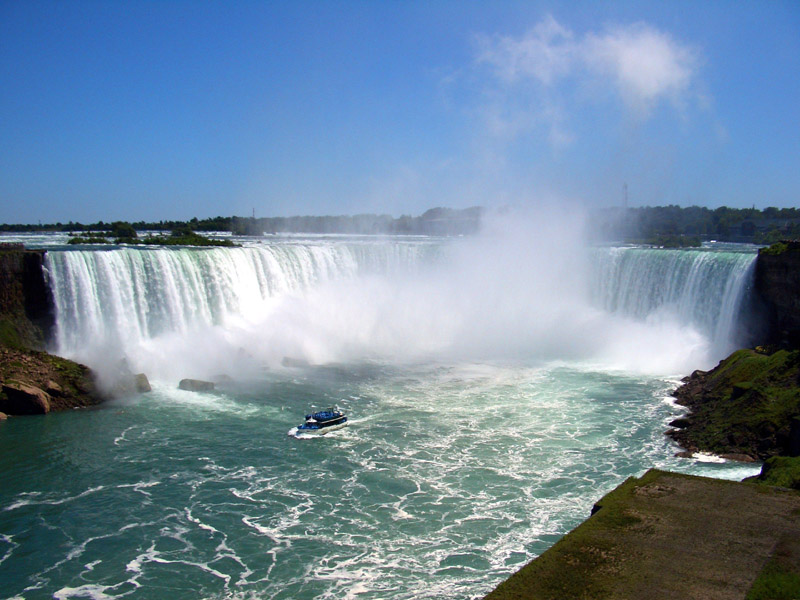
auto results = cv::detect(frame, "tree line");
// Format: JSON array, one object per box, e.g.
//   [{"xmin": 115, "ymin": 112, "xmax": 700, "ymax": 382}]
[
  {"xmin": 595, "ymin": 205, "xmax": 800, "ymax": 245},
  {"xmin": 0, "ymin": 207, "xmax": 484, "ymax": 237},
  {"xmin": 2, "ymin": 205, "xmax": 799, "ymax": 244}
]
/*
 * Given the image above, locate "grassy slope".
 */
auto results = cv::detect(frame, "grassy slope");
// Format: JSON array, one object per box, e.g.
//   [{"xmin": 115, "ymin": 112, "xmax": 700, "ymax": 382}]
[{"xmin": 483, "ymin": 470, "xmax": 800, "ymax": 600}]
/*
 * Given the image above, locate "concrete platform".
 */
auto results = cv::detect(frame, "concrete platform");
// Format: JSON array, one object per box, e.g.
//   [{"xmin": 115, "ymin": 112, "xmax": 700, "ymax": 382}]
[{"xmin": 484, "ymin": 469, "xmax": 800, "ymax": 600}]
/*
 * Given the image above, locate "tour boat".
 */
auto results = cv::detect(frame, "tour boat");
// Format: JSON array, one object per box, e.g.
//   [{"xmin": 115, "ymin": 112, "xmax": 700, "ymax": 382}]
[{"xmin": 294, "ymin": 408, "xmax": 348, "ymax": 435}]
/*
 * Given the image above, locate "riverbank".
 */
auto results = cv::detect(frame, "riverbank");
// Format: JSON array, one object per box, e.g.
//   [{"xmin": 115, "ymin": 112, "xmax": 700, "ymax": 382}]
[
  {"xmin": 483, "ymin": 469, "xmax": 800, "ymax": 600},
  {"xmin": 667, "ymin": 348, "xmax": 800, "ymax": 461},
  {"xmin": 0, "ymin": 346, "xmax": 101, "ymax": 415}
]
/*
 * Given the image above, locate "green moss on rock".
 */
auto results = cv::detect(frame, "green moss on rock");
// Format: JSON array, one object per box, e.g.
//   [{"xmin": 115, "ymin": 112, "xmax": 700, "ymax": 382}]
[
  {"xmin": 746, "ymin": 533, "xmax": 800, "ymax": 600},
  {"xmin": 760, "ymin": 241, "xmax": 791, "ymax": 256},
  {"xmin": 669, "ymin": 349, "xmax": 800, "ymax": 460},
  {"xmin": 756, "ymin": 456, "xmax": 800, "ymax": 490},
  {"xmin": 484, "ymin": 470, "xmax": 800, "ymax": 600}
]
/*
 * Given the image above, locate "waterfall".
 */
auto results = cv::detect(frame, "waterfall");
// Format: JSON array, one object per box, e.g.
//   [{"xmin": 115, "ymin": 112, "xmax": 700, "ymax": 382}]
[
  {"xmin": 45, "ymin": 242, "xmax": 436, "ymax": 368},
  {"xmin": 44, "ymin": 240, "xmax": 758, "ymax": 380},
  {"xmin": 590, "ymin": 246, "xmax": 757, "ymax": 356}
]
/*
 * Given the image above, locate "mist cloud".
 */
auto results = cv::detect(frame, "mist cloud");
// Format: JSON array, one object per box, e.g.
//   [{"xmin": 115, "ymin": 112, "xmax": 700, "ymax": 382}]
[
  {"xmin": 583, "ymin": 23, "xmax": 698, "ymax": 116},
  {"xmin": 477, "ymin": 15, "xmax": 575, "ymax": 86},
  {"xmin": 472, "ymin": 16, "xmax": 702, "ymax": 144}
]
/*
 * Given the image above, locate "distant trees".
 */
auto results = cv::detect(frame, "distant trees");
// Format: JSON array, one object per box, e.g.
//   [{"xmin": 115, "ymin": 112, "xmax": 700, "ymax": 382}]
[
  {"xmin": 595, "ymin": 205, "xmax": 800, "ymax": 244},
  {"xmin": 215, "ymin": 208, "xmax": 483, "ymax": 236},
  {"xmin": 111, "ymin": 221, "xmax": 137, "ymax": 240},
  {"xmin": 2, "ymin": 205, "xmax": 799, "ymax": 244}
]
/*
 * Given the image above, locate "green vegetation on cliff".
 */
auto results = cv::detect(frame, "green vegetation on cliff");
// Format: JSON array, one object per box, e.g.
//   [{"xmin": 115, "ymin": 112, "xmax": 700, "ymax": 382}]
[
  {"xmin": 754, "ymin": 456, "xmax": 800, "ymax": 490},
  {"xmin": 745, "ymin": 527, "xmax": 800, "ymax": 600},
  {"xmin": 67, "ymin": 229, "xmax": 238, "ymax": 247},
  {"xmin": 760, "ymin": 241, "xmax": 792, "ymax": 256},
  {"xmin": 669, "ymin": 349, "xmax": 800, "ymax": 460}
]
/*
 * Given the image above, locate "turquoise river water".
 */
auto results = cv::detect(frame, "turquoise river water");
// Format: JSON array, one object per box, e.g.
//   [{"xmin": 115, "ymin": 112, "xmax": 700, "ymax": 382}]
[{"xmin": 0, "ymin": 229, "xmax": 762, "ymax": 599}]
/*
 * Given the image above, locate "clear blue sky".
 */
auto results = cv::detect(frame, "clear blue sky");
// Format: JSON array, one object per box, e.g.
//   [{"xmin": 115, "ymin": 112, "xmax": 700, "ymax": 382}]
[{"xmin": 1, "ymin": 0, "xmax": 798, "ymax": 224}]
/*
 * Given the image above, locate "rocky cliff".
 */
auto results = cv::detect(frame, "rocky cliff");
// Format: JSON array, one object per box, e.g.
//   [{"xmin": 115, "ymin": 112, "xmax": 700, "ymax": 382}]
[
  {"xmin": 0, "ymin": 245, "xmax": 102, "ymax": 416},
  {"xmin": 755, "ymin": 240, "xmax": 800, "ymax": 347},
  {"xmin": 668, "ymin": 349, "xmax": 800, "ymax": 461},
  {"xmin": 667, "ymin": 241, "xmax": 800, "ymax": 461},
  {"xmin": 0, "ymin": 244, "xmax": 53, "ymax": 349}
]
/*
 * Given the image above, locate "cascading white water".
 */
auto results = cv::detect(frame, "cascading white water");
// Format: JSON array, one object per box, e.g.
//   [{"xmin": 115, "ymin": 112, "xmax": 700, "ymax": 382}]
[
  {"xmin": 45, "ymin": 240, "xmax": 441, "ymax": 381},
  {"xmin": 589, "ymin": 246, "xmax": 757, "ymax": 357},
  {"xmin": 44, "ymin": 235, "xmax": 757, "ymax": 384}
]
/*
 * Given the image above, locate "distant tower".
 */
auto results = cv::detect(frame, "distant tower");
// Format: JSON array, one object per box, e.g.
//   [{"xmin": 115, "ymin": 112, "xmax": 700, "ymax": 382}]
[{"xmin": 622, "ymin": 183, "xmax": 628, "ymax": 210}]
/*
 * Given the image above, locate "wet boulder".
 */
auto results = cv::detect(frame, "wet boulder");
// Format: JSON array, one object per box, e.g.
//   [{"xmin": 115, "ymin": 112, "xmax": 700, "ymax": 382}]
[
  {"xmin": 281, "ymin": 356, "xmax": 310, "ymax": 368},
  {"xmin": 1, "ymin": 382, "xmax": 51, "ymax": 414},
  {"xmin": 669, "ymin": 417, "xmax": 692, "ymax": 429},
  {"xmin": 110, "ymin": 372, "xmax": 152, "ymax": 397},
  {"xmin": 134, "ymin": 373, "xmax": 151, "ymax": 393},
  {"xmin": 178, "ymin": 378, "xmax": 215, "ymax": 392}
]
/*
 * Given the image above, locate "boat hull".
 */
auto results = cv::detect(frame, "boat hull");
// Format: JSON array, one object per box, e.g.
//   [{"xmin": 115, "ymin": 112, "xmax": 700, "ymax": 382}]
[{"xmin": 296, "ymin": 420, "xmax": 349, "ymax": 435}]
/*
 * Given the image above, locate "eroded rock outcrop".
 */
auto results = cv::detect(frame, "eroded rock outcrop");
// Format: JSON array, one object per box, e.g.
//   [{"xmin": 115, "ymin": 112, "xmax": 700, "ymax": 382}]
[
  {"xmin": 0, "ymin": 347, "xmax": 102, "ymax": 415},
  {"xmin": 1, "ymin": 382, "xmax": 51, "ymax": 414},
  {"xmin": 668, "ymin": 348, "xmax": 800, "ymax": 461}
]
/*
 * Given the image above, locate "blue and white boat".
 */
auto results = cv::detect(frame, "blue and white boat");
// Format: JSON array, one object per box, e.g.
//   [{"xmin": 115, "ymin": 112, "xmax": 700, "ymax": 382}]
[{"xmin": 294, "ymin": 408, "xmax": 348, "ymax": 435}]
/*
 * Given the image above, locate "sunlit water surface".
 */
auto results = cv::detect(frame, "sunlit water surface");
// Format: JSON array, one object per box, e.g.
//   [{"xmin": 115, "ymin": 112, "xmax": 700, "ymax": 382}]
[
  {"xmin": 0, "ymin": 361, "xmax": 758, "ymax": 600},
  {"xmin": 0, "ymin": 231, "xmax": 761, "ymax": 599}
]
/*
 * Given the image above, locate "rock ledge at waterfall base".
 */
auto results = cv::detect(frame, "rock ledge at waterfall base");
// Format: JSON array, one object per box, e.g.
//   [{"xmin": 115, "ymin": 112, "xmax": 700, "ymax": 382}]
[
  {"xmin": 0, "ymin": 346, "xmax": 103, "ymax": 415},
  {"xmin": 0, "ymin": 246, "xmax": 103, "ymax": 415},
  {"xmin": 666, "ymin": 348, "xmax": 800, "ymax": 462}
]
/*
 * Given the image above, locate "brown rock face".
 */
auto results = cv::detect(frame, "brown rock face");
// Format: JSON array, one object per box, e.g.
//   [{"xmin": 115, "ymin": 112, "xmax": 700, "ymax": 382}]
[
  {"xmin": 46, "ymin": 380, "xmax": 63, "ymax": 396},
  {"xmin": 1, "ymin": 382, "xmax": 51, "ymax": 414},
  {"xmin": 0, "ymin": 247, "xmax": 54, "ymax": 349},
  {"xmin": 0, "ymin": 347, "xmax": 103, "ymax": 413}
]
